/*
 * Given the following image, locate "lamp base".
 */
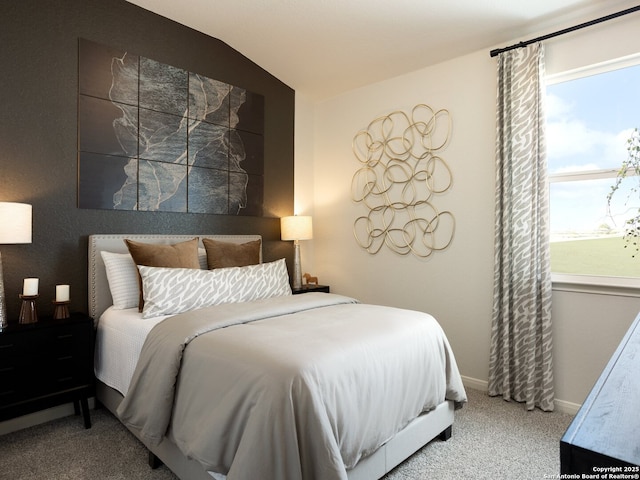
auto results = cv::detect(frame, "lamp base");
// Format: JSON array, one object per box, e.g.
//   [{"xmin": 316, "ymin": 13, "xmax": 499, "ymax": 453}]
[{"xmin": 292, "ymin": 240, "xmax": 302, "ymax": 289}]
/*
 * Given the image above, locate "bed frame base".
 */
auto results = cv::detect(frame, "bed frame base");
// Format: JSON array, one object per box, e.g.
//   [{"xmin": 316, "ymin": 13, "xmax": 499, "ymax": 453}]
[
  {"xmin": 346, "ymin": 401, "xmax": 454, "ymax": 480},
  {"xmin": 149, "ymin": 451, "xmax": 163, "ymax": 469},
  {"xmin": 97, "ymin": 381, "xmax": 454, "ymax": 480}
]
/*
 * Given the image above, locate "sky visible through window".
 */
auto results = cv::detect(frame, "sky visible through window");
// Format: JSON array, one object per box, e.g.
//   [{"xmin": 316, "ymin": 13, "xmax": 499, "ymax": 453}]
[{"xmin": 547, "ymin": 62, "xmax": 640, "ymax": 237}]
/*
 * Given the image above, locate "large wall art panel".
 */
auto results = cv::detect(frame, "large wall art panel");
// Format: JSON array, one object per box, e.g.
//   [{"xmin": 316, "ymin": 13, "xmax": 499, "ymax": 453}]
[{"xmin": 0, "ymin": 0, "xmax": 294, "ymax": 319}]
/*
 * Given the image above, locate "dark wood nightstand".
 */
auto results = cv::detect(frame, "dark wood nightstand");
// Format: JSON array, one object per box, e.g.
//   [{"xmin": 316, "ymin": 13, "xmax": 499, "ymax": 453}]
[
  {"xmin": 0, "ymin": 313, "xmax": 94, "ymax": 428},
  {"xmin": 292, "ymin": 284, "xmax": 330, "ymax": 294}
]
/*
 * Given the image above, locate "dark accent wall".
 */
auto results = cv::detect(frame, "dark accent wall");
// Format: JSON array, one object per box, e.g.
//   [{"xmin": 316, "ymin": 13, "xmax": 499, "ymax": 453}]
[{"xmin": 0, "ymin": 0, "xmax": 294, "ymax": 320}]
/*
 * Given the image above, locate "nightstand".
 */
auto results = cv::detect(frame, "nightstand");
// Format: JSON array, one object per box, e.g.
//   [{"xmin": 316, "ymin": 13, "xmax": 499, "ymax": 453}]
[
  {"xmin": 0, "ymin": 313, "xmax": 94, "ymax": 428},
  {"xmin": 292, "ymin": 284, "xmax": 330, "ymax": 294}
]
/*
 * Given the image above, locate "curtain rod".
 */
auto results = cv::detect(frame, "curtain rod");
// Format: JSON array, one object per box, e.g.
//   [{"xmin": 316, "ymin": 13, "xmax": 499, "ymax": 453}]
[{"xmin": 489, "ymin": 4, "xmax": 640, "ymax": 57}]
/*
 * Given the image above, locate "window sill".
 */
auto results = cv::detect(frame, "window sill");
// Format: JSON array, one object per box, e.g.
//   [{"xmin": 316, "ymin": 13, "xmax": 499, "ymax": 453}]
[{"xmin": 552, "ymin": 273, "xmax": 640, "ymax": 297}]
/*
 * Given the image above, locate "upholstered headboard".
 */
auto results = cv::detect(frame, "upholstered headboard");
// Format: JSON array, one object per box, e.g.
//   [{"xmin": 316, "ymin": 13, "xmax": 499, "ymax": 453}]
[{"xmin": 88, "ymin": 234, "xmax": 262, "ymax": 320}]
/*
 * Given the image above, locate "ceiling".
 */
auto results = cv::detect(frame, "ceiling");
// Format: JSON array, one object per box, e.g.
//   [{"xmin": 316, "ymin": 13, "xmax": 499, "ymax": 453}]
[{"xmin": 126, "ymin": 0, "xmax": 639, "ymax": 100}]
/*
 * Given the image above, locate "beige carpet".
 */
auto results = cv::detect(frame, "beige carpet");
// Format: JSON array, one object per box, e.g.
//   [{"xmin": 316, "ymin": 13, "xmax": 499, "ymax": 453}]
[
  {"xmin": 1, "ymin": 388, "xmax": 573, "ymax": 480},
  {"xmin": 382, "ymin": 388, "xmax": 573, "ymax": 479}
]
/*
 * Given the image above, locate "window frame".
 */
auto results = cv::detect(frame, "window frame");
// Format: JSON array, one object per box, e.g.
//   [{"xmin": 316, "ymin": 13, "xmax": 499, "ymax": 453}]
[{"xmin": 546, "ymin": 54, "xmax": 640, "ymax": 296}]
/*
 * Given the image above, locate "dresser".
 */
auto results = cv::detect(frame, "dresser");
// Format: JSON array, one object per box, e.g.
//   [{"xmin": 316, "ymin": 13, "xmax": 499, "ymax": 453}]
[
  {"xmin": 0, "ymin": 313, "xmax": 94, "ymax": 428},
  {"xmin": 560, "ymin": 312, "xmax": 640, "ymax": 473}
]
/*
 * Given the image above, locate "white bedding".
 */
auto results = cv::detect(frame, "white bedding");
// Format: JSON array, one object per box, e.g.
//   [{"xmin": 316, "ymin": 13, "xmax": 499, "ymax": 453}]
[
  {"xmin": 116, "ymin": 294, "xmax": 467, "ymax": 480},
  {"xmin": 94, "ymin": 307, "xmax": 169, "ymax": 395}
]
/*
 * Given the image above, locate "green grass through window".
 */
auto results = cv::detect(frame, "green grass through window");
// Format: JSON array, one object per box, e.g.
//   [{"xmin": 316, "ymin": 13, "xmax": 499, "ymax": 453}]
[{"xmin": 550, "ymin": 237, "xmax": 640, "ymax": 277}]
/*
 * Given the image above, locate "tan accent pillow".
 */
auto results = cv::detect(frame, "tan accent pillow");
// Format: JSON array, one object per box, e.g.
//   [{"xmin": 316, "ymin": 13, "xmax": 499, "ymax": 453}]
[
  {"xmin": 124, "ymin": 238, "xmax": 200, "ymax": 311},
  {"xmin": 202, "ymin": 238, "xmax": 261, "ymax": 269}
]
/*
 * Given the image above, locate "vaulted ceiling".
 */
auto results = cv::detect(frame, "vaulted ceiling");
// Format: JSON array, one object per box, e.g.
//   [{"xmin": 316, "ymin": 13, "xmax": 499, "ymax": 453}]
[{"xmin": 126, "ymin": 0, "xmax": 640, "ymax": 100}]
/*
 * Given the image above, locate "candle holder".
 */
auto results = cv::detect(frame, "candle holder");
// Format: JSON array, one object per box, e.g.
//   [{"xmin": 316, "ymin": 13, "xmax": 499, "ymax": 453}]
[
  {"xmin": 53, "ymin": 300, "xmax": 70, "ymax": 320},
  {"xmin": 19, "ymin": 294, "xmax": 38, "ymax": 324}
]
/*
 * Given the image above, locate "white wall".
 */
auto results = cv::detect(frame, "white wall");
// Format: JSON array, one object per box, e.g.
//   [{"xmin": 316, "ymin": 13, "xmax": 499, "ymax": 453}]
[
  {"xmin": 298, "ymin": 7, "xmax": 640, "ymax": 411},
  {"xmin": 310, "ymin": 50, "xmax": 497, "ymax": 389}
]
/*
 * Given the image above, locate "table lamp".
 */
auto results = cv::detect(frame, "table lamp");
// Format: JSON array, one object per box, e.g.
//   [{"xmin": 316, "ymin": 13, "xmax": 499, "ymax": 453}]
[
  {"xmin": 0, "ymin": 202, "xmax": 33, "ymax": 329},
  {"xmin": 281, "ymin": 215, "xmax": 313, "ymax": 289}
]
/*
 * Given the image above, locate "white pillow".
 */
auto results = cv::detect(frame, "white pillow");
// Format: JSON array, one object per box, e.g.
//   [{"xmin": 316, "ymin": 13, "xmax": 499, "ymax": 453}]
[
  {"xmin": 197, "ymin": 247, "xmax": 207, "ymax": 269},
  {"xmin": 139, "ymin": 258, "xmax": 292, "ymax": 318},
  {"xmin": 101, "ymin": 251, "xmax": 139, "ymax": 309}
]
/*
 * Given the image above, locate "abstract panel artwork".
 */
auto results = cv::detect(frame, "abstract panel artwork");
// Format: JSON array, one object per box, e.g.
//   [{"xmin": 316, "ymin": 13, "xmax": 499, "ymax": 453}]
[
  {"xmin": 351, "ymin": 104, "xmax": 454, "ymax": 258},
  {"xmin": 77, "ymin": 38, "xmax": 264, "ymax": 215}
]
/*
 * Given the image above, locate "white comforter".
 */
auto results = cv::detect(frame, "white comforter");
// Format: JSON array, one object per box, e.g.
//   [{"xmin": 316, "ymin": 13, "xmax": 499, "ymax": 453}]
[{"xmin": 116, "ymin": 293, "xmax": 466, "ymax": 480}]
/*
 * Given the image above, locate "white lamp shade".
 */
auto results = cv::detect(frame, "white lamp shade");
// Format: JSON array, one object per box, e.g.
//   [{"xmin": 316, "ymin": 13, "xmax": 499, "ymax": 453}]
[
  {"xmin": 281, "ymin": 215, "xmax": 313, "ymax": 241},
  {"xmin": 0, "ymin": 202, "xmax": 32, "ymax": 244}
]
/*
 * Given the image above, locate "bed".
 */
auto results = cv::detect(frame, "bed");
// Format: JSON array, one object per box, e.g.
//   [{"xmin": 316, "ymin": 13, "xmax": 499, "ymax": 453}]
[{"xmin": 89, "ymin": 234, "xmax": 466, "ymax": 480}]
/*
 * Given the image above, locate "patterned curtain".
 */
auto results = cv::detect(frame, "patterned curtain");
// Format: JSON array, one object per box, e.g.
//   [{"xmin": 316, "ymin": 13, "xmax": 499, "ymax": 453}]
[{"xmin": 488, "ymin": 43, "xmax": 554, "ymax": 412}]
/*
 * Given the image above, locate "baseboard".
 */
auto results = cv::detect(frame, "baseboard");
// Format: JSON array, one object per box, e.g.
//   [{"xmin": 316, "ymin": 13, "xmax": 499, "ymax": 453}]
[
  {"xmin": 461, "ymin": 375, "xmax": 488, "ymax": 391},
  {"xmin": 0, "ymin": 398, "xmax": 96, "ymax": 436},
  {"xmin": 461, "ymin": 375, "xmax": 581, "ymax": 415},
  {"xmin": 553, "ymin": 398, "xmax": 581, "ymax": 415}
]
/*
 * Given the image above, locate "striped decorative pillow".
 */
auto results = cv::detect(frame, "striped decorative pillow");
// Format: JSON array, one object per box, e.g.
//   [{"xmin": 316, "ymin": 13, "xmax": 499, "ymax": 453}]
[
  {"xmin": 138, "ymin": 258, "xmax": 292, "ymax": 318},
  {"xmin": 101, "ymin": 251, "xmax": 139, "ymax": 310}
]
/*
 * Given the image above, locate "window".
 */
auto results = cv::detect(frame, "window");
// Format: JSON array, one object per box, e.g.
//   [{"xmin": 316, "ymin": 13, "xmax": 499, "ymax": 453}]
[{"xmin": 546, "ymin": 56, "xmax": 640, "ymax": 286}]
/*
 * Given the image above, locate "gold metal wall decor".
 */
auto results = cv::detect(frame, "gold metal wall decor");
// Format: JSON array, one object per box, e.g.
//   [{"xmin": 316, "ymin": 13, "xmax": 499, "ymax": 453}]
[{"xmin": 351, "ymin": 104, "xmax": 455, "ymax": 257}]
